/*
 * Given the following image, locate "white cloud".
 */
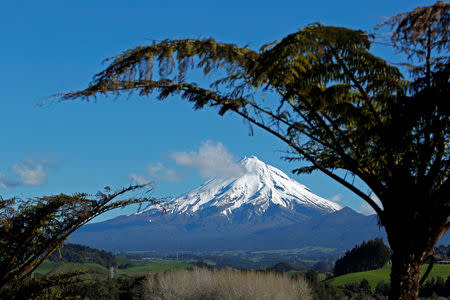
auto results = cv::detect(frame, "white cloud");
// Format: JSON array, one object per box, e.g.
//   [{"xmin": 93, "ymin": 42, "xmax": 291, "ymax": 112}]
[
  {"xmin": 147, "ymin": 162, "xmax": 180, "ymax": 182},
  {"xmin": 129, "ymin": 173, "xmax": 150, "ymax": 185},
  {"xmin": 129, "ymin": 141, "xmax": 242, "ymax": 184},
  {"xmin": 0, "ymin": 156, "xmax": 55, "ymax": 189},
  {"xmin": 12, "ymin": 159, "xmax": 47, "ymax": 186},
  {"xmin": 171, "ymin": 141, "xmax": 245, "ymax": 179},
  {"xmin": 330, "ymin": 194, "xmax": 343, "ymax": 203},
  {"xmin": 129, "ymin": 162, "xmax": 180, "ymax": 184}
]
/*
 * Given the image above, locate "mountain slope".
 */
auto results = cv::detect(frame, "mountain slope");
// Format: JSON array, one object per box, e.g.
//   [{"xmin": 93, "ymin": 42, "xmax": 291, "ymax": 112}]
[
  {"xmin": 71, "ymin": 157, "xmax": 394, "ymax": 251},
  {"xmin": 245, "ymin": 207, "xmax": 386, "ymax": 249},
  {"xmin": 72, "ymin": 206, "xmax": 388, "ymax": 251},
  {"xmin": 138, "ymin": 156, "xmax": 341, "ymax": 219}
]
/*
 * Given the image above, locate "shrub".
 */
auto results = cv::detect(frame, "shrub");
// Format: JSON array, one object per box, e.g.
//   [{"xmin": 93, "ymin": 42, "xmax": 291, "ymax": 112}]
[
  {"xmin": 146, "ymin": 268, "xmax": 312, "ymax": 300},
  {"xmin": 302, "ymin": 270, "xmax": 343, "ymax": 300},
  {"xmin": 374, "ymin": 281, "xmax": 390, "ymax": 296}
]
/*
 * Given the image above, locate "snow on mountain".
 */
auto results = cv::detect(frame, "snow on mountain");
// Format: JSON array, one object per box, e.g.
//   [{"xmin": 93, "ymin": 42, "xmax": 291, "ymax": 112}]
[
  {"xmin": 71, "ymin": 157, "xmax": 395, "ymax": 251},
  {"xmin": 138, "ymin": 156, "xmax": 342, "ymax": 217}
]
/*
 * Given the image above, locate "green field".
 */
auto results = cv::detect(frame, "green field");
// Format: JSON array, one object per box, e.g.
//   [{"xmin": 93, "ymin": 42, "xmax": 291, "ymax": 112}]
[
  {"xmin": 35, "ymin": 261, "xmax": 110, "ymax": 281},
  {"xmin": 116, "ymin": 256, "xmax": 140, "ymax": 268},
  {"xmin": 116, "ymin": 260, "xmax": 192, "ymax": 276},
  {"xmin": 329, "ymin": 264, "xmax": 450, "ymax": 289},
  {"xmin": 35, "ymin": 259, "xmax": 192, "ymax": 277}
]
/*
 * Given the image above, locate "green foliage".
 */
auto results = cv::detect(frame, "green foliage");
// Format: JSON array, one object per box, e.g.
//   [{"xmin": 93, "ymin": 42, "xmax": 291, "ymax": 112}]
[
  {"xmin": 375, "ymin": 280, "xmax": 390, "ymax": 297},
  {"xmin": 341, "ymin": 279, "xmax": 374, "ymax": 299},
  {"xmin": 37, "ymin": 262, "xmax": 109, "ymax": 278},
  {"xmin": 334, "ymin": 238, "xmax": 391, "ymax": 276},
  {"xmin": 116, "ymin": 255, "xmax": 138, "ymax": 265},
  {"xmin": 48, "ymin": 243, "xmax": 117, "ymax": 268},
  {"xmin": 33, "ymin": 260, "xmax": 62, "ymax": 275},
  {"xmin": 47, "ymin": 276, "xmax": 146, "ymax": 300},
  {"xmin": 420, "ymin": 276, "xmax": 450, "ymax": 297},
  {"xmin": 0, "ymin": 184, "xmax": 157, "ymax": 297},
  {"xmin": 36, "ymin": 259, "xmax": 193, "ymax": 281},
  {"xmin": 302, "ymin": 269, "xmax": 344, "ymax": 300},
  {"xmin": 4, "ymin": 271, "xmax": 89, "ymax": 300},
  {"xmin": 116, "ymin": 256, "xmax": 140, "ymax": 269},
  {"xmin": 377, "ymin": 1, "xmax": 449, "ymax": 88},
  {"xmin": 312, "ymin": 261, "xmax": 334, "ymax": 273},
  {"xmin": 268, "ymin": 261, "xmax": 306, "ymax": 273}
]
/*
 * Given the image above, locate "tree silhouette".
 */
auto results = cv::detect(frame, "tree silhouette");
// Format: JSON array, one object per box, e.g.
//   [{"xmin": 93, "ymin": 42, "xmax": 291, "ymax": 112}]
[
  {"xmin": 58, "ymin": 2, "xmax": 449, "ymax": 299},
  {"xmin": 334, "ymin": 238, "xmax": 391, "ymax": 276},
  {"xmin": 0, "ymin": 184, "xmax": 157, "ymax": 297}
]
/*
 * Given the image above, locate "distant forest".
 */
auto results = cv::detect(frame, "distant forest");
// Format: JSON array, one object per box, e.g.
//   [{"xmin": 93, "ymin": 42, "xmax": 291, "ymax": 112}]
[
  {"xmin": 48, "ymin": 243, "xmax": 116, "ymax": 268},
  {"xmin": 334, "ymin": 238, "xmax": 391, "ymax": 276}
]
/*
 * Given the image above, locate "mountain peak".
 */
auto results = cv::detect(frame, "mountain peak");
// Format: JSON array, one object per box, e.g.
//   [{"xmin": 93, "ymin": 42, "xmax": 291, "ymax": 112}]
[
  {"xmin": 240, "ymin": 156, "xmax": 269, "ymax": 173},
  {"xmin": 241, "ymin": 155, "xmax": 260, "ymax": 161},
  {"xmin": 138, "ymin": 156, "xmax": 342, "ymax": 218}
]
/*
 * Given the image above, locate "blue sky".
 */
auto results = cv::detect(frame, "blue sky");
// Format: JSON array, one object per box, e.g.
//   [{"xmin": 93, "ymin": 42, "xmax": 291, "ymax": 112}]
[{"xmin": 0, "ymin": 0, "xmax": 436, "ymax": 221}]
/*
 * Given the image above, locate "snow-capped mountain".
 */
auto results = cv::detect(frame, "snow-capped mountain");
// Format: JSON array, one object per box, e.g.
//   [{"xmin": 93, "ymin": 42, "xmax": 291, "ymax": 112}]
[
  {"xmin": 71, "ymin": 156, "xmax": 393, "ymax": 252},
  {"xmin": 137, "ymin": 156, "xmax": 341, "ymax": 218}
]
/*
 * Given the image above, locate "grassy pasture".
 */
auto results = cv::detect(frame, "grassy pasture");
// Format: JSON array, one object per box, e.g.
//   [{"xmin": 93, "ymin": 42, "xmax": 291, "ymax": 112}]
[
  {"xmin": 35, "ymin": 259, "xmax": 192, "ymax": 277},
  {"xmin": 116, "ymin": 260, "xmax": 192, "ymax": 276},
  {"xmin": 329, "ymin": 264, "xmax": 450, "ymax": 289}
]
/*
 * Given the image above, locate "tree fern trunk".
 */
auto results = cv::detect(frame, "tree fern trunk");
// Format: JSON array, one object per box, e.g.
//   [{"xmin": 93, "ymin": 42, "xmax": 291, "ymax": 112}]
[
  {"xmin": 386, "ymin": 209, "xmax": 447, "ymax": 300},
  {"xmin": 389, "ymin": 249, "xmax": 423, "ymax": 299}
]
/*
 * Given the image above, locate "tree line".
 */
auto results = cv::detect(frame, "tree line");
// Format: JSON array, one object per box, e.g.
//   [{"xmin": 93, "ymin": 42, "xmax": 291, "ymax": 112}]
[
  {"xmin": 48, "ymin": 243, "xmax": 117, "ymax": 269},
  {"xmin": 333, "ymin": 238, "xmax": 391, "ymax": 276}
]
